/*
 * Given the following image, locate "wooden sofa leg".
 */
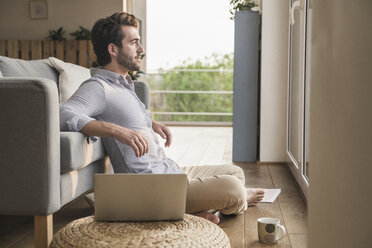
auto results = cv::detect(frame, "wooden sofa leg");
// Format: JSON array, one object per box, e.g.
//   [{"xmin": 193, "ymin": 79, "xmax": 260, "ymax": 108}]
[{"xmin": 34, "ymin": 215, "xmax": 53, "ymax": 248}]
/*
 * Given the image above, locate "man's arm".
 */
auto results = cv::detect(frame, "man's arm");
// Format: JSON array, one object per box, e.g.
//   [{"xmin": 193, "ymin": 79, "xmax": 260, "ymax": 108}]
[
  {"xmin": 81, "ymin": 120, "xmax": 148, "ymax": 157},
  {"xmin": 60, "ymin": 80, "xmax": 148, "ymax": 157},
  {"xmin": 152, "ymin": 120, "xmax": 172, "ymax": 147}
]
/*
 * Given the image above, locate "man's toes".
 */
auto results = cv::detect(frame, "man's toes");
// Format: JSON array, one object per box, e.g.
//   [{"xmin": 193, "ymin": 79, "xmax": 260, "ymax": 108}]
[
  {"xmin": 210, "ymin": 214, "xmax": 220, "ymax": 224},
  {"xmin": 205, "ymin": 212, "xmax": 220, "ymax": 224},
  {"xmin": 253, "ymin": 196, "xmax": 264, "ymax": 203},
  {"xmin": 194, "ymin": 211, "xmax": 220, "ymax": 224},
  {"xmin": 257, "ymin": 188, "xmax": 265, "ymax": 193}
]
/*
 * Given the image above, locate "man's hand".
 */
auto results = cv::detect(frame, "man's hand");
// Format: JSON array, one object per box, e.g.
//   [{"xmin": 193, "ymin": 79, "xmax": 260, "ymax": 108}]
[
  {"xmin": 152, "ymin": 120, "xmax": 172, "ymax": 147},
  {"xmin": 112, "ymin": 125, "xmax": 149, "ymax": 157},
  {"xmin": 81, "ymin": 121, "xmax": 148, "ymax": 157}
]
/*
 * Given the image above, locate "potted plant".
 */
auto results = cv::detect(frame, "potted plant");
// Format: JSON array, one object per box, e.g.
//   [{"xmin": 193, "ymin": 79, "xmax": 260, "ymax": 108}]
[
  {"xmin": 229, "ymin": 0, "xmax": 259, "ymax": 19},
  {"xmin": 47, "ymin": 27, "xmax": 66, "ymax": 41},
  {"xmin": 70, "ymin": 26, "xmax": 91, "ymax": 40}
]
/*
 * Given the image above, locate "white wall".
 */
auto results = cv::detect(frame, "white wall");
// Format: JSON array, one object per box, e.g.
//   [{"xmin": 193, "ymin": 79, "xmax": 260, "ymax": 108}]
[
  {"xmin": 259, "ymin": 0, "xmax": 289, "ymax": 162},
  {"xmin": 308, "ymin": 0, "xmax": 372, "ymax": 247},
  {"xmin": 0, "ymin": 0, "xmax": 125, "ymax": 40}
]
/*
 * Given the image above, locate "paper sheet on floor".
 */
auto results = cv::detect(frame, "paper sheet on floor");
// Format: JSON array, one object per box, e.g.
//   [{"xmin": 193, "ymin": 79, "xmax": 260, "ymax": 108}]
[{"xmin": 261, "ymin": 189, "xmax": 281, "ymax": 203}]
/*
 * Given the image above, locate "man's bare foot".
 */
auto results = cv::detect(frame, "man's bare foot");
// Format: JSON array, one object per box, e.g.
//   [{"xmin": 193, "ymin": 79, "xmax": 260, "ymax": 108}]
[
  {"xmin": 246, "ymin": 188, "xmax": 265, "ymax": 206},
  {"xmin": 193, "ymin": 211, "xmax": 220, "ymax": 224}
]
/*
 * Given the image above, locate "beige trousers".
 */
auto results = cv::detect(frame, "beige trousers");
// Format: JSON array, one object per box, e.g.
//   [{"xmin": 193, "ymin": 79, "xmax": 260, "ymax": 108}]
[{"xmin": 181, "ymin": 164, "xmax": 247, "ymax": 215}]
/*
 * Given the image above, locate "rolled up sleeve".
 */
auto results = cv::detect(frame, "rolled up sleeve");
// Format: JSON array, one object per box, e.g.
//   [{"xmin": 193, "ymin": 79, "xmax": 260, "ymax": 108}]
[{"xmin": 60, "ymin": 80, "xmax": 106, "ymax": 131}]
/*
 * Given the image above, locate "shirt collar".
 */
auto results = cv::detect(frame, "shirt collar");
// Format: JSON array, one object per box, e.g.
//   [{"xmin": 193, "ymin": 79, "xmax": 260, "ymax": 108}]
[{"xmin": 90, "ymin": 67, "xmax": 134, "ymax": 89}]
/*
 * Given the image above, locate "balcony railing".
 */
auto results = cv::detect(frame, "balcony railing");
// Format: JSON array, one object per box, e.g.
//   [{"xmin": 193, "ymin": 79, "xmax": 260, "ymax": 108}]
[
  {"xmin": 145, "ymin": 69, "xmax": 233, "ymax": 125},
  {"xmin": 0, "ymin": 40, "xmax": 233, "ymax": 126}
]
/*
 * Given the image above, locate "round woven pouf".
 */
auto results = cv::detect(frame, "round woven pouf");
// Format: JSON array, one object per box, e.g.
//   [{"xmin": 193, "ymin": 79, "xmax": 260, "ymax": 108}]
[{"xmin": 50, "ymin": 214, "xmax": 230, "ymax": 248}]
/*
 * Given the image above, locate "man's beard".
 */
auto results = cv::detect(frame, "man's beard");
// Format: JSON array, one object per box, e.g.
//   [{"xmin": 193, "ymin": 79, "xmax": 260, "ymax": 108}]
[{"xmin": 117, "ymin": 50, "xmax": 141, "ymax": 71}]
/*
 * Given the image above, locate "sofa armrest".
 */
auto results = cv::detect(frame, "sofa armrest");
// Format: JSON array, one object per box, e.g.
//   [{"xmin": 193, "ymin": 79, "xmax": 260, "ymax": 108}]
[
  {"xmin": 0, "ymin": 77, "xmax": 61, "ymax": 215},
  {"xmin": 134, "ymin": 81, "xmax": 150, "ymax": 109}
]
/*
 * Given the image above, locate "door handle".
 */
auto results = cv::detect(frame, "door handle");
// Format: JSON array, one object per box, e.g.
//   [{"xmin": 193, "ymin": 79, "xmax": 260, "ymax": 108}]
[{"xmin": 290, "ymin": 0, "xmax": 304, "ymax": 25}]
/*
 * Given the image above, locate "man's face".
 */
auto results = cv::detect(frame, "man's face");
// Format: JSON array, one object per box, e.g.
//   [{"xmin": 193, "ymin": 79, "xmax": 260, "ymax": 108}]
[{"xmin": 116, "ymin": 25, "xmax": 144, "ymax": 71}]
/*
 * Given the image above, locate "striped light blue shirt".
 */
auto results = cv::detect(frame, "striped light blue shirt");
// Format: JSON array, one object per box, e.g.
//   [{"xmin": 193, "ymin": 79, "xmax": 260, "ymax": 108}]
[{"xmin": 60, "ymin": 68, "xmax": 183, "ymax": 174}]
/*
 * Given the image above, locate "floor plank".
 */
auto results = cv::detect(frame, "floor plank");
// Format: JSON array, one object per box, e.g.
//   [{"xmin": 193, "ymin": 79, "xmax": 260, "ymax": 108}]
[
  {"xmin": 218, "ymin": 213, "xmax": 245, "ymax": 248},
  {"xmin": 279, "ymin": 199, "xmax": 307, "ymax": 234},
  {"xmin": 269, "ymin": 165, "xmax": 308, "ymax": 235},
  {"xmin": 7, "ymin": 232, "xmax": 34, "ymax": 248},
  {"xmin": 241, "ymin": 164, "xmax": 274, "ymax": 189},
  {"xmin": 289, "ymin": 234, "xmax": 307, "ymax": 248},
  {"xmin": 0, "ymin": 215, "xmax": 33, "ymax": 248},
  {"xmin": 269, "ymin": 165, "xmax": 303, "ymax": 202}
]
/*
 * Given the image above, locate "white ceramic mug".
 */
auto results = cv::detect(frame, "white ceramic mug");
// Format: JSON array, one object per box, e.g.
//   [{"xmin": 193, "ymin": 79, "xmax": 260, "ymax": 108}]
[{"xmin": 257, "ymin": 217, "xmax": 287, "ymax": 244}]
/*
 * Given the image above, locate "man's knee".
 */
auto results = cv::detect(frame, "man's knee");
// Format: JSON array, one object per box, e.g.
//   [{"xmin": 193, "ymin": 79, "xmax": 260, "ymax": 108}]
[
  {"xmin": 220, "ymin": 175, "xmax": 246, "ymax": 198},
  {"xmin": 218, "ymin": 175, "xmax": 247, "ymax": 214},
  {"xmin": 223, "ymin": 165, "xmax": 245, "ymax": 184}
]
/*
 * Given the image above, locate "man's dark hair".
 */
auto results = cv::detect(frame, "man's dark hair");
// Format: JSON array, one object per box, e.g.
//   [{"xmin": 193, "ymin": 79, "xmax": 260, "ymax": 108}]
[{"xmin": 91, "ymin": 12, "xmax": 138, "ymax": 66}]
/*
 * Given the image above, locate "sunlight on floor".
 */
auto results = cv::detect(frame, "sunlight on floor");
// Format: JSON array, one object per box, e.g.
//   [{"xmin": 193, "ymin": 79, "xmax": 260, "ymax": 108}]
[{"xmin": 161, "ymin": 126, "xmax": 232, "ymax": 167}]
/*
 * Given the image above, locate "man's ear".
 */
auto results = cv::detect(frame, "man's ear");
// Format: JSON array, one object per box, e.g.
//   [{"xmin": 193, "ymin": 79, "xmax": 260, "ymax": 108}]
[{"xmin": 107, "ymin": 43, "xmax": 117, "ymax": 57}]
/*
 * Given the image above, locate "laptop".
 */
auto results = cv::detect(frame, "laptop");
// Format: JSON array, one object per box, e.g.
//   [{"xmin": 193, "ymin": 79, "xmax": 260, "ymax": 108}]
[{"xmin": 94, "ymin": 173, "xmax": 188, "ymax": 222}]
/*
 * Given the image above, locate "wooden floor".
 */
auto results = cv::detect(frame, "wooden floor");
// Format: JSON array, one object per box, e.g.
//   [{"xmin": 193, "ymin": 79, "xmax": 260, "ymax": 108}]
[{"xmin": 0, "ymin": 127, "xmax": 307, "ymax": 248}]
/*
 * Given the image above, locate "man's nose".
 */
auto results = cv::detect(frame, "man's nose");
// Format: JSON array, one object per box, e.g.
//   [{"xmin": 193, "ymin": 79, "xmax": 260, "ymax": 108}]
[{"xmin": 138, "ymin": 43, "xmax": 144, "ymax": 54}]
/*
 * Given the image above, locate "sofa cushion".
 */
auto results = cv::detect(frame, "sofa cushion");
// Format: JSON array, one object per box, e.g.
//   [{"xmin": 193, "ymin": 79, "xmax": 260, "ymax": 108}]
[
  {"xmin": 49, "ymin": 57, "xmax": 91, "ymax": 104},
  {"xmin": 0, "ymin": 56, "xmax": 59, "ymax": 84},
  {"xmin": 60, "ymin": 132, "xmax": 106, "ymax": 173}
]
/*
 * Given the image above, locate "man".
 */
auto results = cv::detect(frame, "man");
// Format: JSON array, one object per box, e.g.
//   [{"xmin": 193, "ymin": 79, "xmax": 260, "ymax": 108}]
[{"xmin": 60, "ymin": 12, "xmax": 264, "ymax": 224}]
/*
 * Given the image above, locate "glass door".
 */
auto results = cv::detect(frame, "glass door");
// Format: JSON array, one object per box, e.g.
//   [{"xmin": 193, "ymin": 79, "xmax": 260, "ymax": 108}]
[
  {"xmin": 303, "ymin": 0, "xmax": 312, "ymax": 183},
  {"xmin": 288, "ymin": 0, "xmax": 306, "ymax": 174},
  {"xmin": 287, "ymin": 0, "xmax": 310, "ymax": 198}
]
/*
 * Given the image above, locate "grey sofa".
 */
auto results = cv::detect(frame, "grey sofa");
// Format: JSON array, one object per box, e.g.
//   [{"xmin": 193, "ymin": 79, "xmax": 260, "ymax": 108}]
[{"xmin": 0, "ymin": 56, "xmax": 149, "ymax": 247}]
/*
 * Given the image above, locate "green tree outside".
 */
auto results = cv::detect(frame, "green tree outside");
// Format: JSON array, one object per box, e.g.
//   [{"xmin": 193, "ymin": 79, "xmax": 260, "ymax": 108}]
[{"xmin": 146, "ymin": 53, "xmax": 234, "ymax": 122}]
